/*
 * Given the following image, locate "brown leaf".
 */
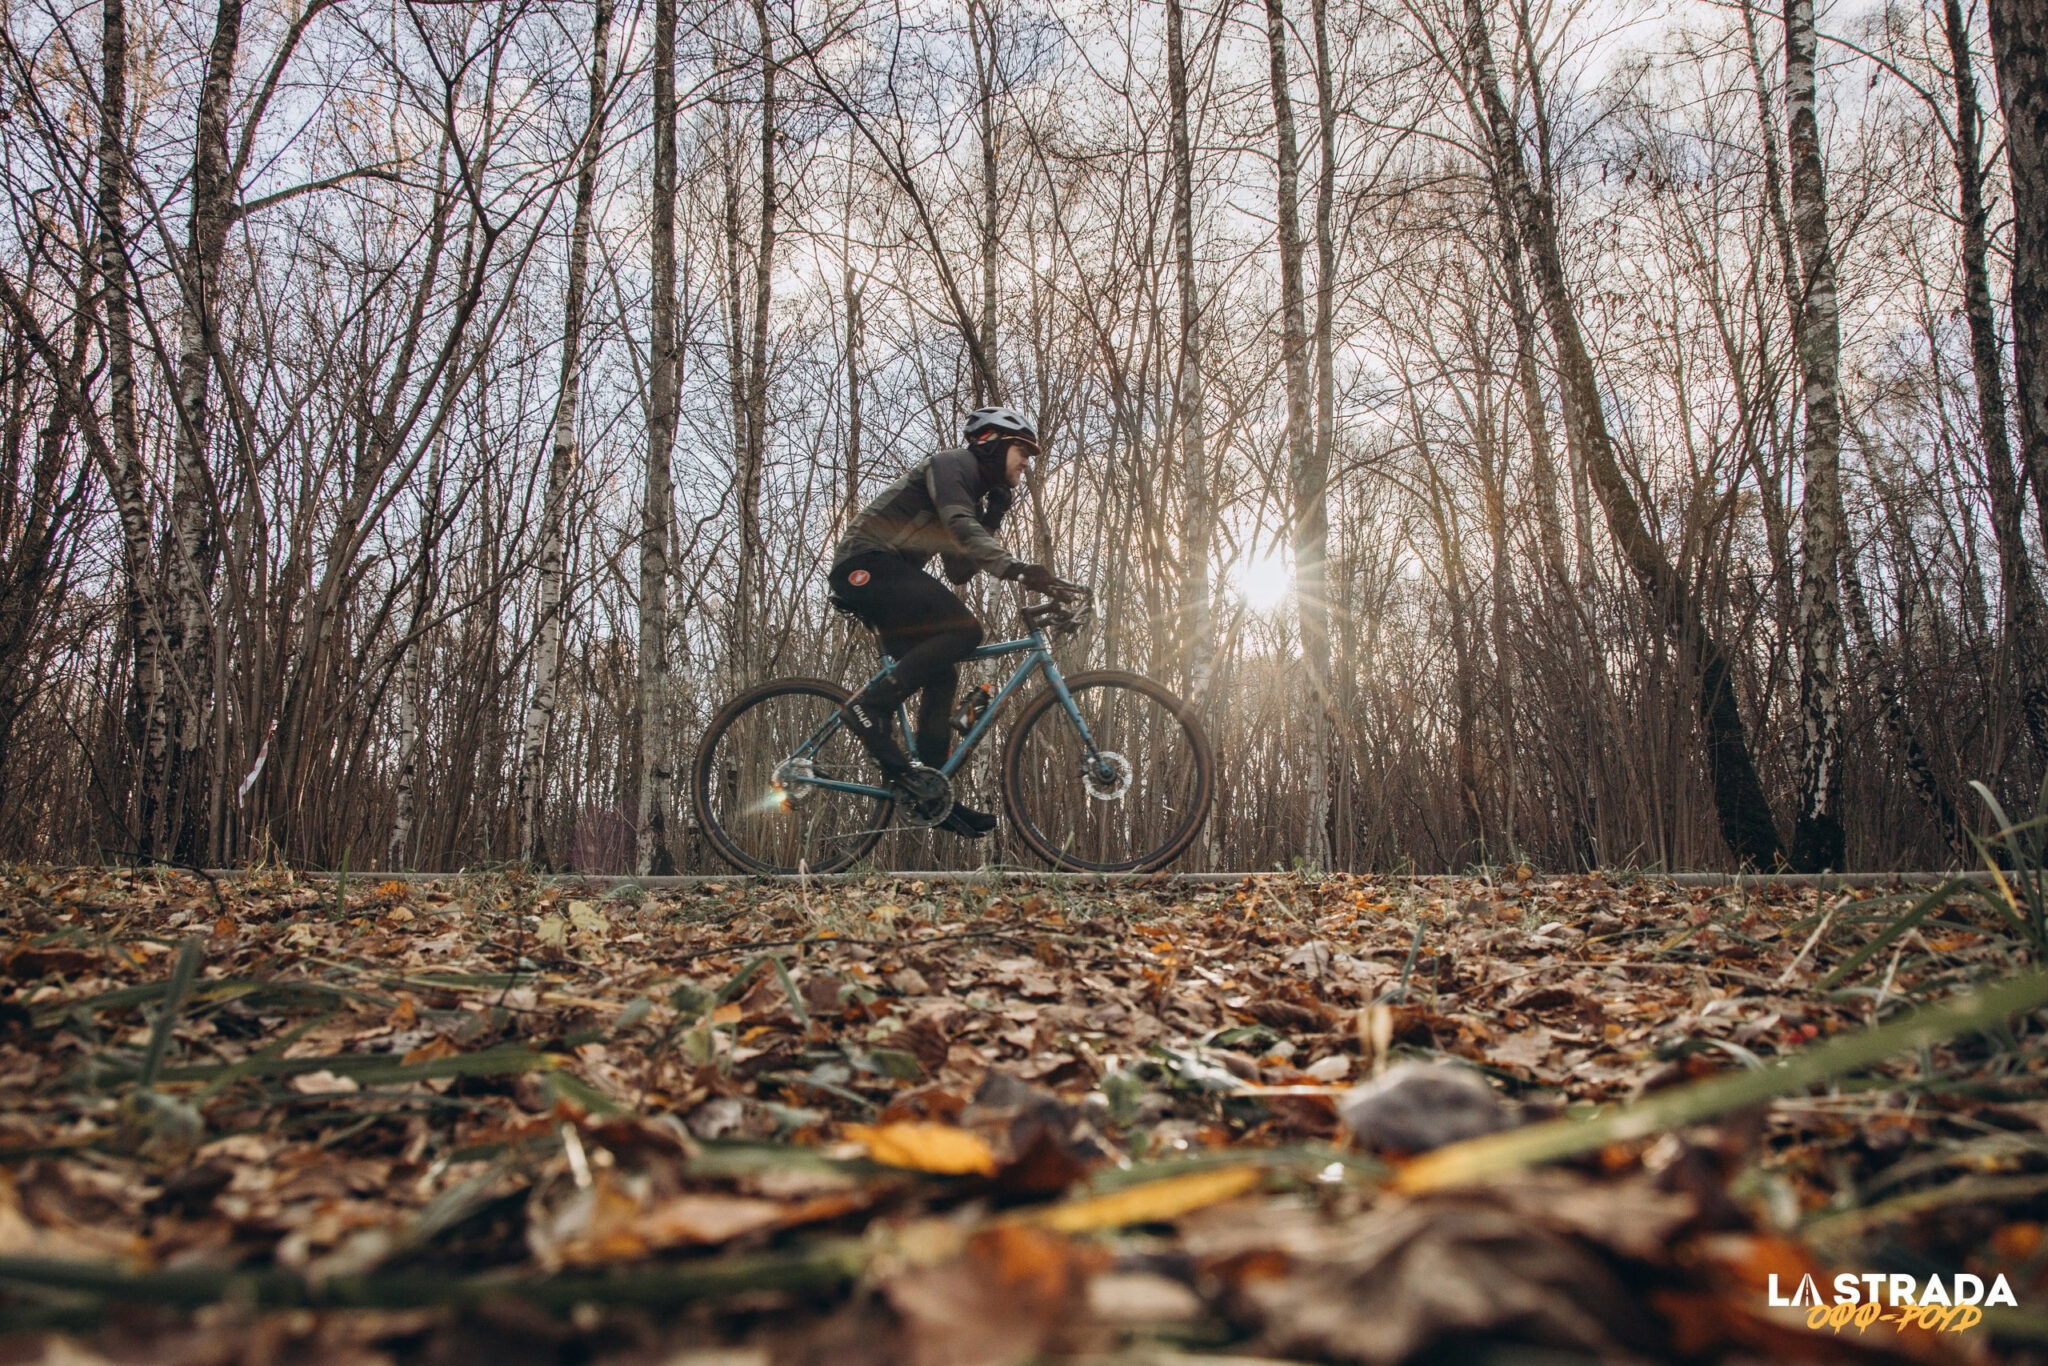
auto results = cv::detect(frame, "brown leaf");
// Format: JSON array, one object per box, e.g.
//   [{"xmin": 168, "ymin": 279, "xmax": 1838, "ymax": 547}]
[
  {"xmin": 1243, "ymin": 998, "xmax": 1335, "ymax": 1032},
  {"xmin": 884, "ymin": 1224, "xmax": 1103, "ymax": 1366},
  {"xmin": 1237, "ymin": 1196, "xmax": 1660, "ymax": 1364},
  {"xmin": 4, "ymin": 943, "xmax": 99, "ymax": 979},
  {"xmin": 879, "ymin": 1017, "xmax": 952, "ymax": 1077}
]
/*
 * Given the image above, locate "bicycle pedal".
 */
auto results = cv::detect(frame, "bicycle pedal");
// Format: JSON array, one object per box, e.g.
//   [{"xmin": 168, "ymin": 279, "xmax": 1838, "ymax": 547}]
[{"xmin": 891, "ymin": 766, "xmax": 954, "ymax": 828}]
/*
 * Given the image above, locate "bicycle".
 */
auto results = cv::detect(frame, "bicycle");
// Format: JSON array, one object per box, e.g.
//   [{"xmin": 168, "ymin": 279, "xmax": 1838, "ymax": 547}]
[{"xmin": 692, "ymin": 584, "xmax": 1214, "ymax": 875}]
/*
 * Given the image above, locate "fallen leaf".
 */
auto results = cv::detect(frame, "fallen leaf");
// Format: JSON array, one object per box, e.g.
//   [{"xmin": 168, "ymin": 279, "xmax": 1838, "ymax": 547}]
[
  {"xmin": 1239, "ymin": 1197, "xmax": 1660, "ymax": 1364},
  {"xmin": 844, "ymin": 1122, "xmax": 997, "ymax": 1176},
  {"xmin": 1027, "ymin": 1164, "xmax": 1263, "ymax": 1233},
  {"xmin": 884, "ymin": 1224, "xmax": 1101, "ymax": 1366}
]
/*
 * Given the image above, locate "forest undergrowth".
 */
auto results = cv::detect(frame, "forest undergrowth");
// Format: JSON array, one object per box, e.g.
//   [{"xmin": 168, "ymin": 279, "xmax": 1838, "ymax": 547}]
[{"xmin": 1, "ymin": 864, "xmax": 2045, "ymax": 1364}]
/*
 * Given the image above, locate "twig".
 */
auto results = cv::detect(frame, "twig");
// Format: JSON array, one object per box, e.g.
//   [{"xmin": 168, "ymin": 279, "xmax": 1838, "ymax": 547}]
[{"xmin": 1774, "ymin": 898, "xmax": 1840, "ymax": 987}]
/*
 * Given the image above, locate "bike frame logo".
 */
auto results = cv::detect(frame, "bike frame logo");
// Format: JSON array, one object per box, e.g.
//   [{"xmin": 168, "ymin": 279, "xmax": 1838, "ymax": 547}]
[{"xmin": 1769, "ymin": 1272, "xmax": 2016, "ymax": 1334}]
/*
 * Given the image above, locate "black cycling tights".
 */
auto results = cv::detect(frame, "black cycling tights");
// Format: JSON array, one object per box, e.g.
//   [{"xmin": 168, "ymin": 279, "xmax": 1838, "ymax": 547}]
[{"xmin": 830, "ymin": 553, "xmax": 985, "ymax": 767}]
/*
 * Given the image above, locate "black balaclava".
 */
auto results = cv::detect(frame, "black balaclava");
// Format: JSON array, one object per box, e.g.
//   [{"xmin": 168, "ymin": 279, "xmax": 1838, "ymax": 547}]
[{"xmin": 971, "ymin": 438, "xmax": 1009, "ymax": 489}]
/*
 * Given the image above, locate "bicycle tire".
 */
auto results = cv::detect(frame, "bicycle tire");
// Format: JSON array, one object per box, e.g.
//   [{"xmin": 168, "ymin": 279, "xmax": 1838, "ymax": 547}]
[
  {"xmin": 693, "ymin": 677, "xmax": 895, "ymax": 875},
  {"xmin": 1000, "ymin": 670, "xmax": 1213, "ymax": 872}
]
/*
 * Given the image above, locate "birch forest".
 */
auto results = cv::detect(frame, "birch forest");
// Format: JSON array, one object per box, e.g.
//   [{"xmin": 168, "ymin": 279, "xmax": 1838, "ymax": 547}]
[{"xmin": 3, "ymin": 0, "xmax": 2047, "ymax": 875}]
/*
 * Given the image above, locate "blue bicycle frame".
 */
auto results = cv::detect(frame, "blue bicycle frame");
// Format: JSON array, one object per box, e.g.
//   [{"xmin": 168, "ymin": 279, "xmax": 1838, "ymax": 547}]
[{"xmin": 774, "ymin": 627, "xmax": 1102, "ymax": 802}]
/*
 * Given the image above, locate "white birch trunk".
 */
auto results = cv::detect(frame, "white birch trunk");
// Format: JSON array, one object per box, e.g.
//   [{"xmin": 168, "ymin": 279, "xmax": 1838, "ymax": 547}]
[
  {"xmin": 517, "ymin": 0, "xmax": 614, "ymax": 866},
  {"xmin": 1265, "ymin": 0, "xmax": 1330, "ymax": 868},
  {"xmin": 163, "ymin": 0, "xmax": 245, "ymax": 863},
  {"xmin": 1786, "ymin": 0, "xmax": 1848, "ymax": 872},
  {"xmin": 638, "ymin": 0, "xmax": 681, "ymax": 876}
]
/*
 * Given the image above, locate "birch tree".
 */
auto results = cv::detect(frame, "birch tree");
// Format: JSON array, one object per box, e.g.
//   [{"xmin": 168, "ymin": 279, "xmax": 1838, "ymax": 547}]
[
  {"xmin": 1266, "ymin": 0, "xmax": 1331, "ymax": 868},
  {"xmin": 163, "ymin": 0, "xmax": 248, "ymax": 863},
  {"xmin": 1785, "ymin": 0, "xmax": 1847, "ymax": 872},
  {"xmin": 639, "ymin": 0, "xmax": 682, "ymax": 876},
  {"xmin": 1167, "ymin": 0, "xmax": 1212, "ymax": 700},
  {"xmin": 518, "ymin": 0, "xmax": 615, "ymax": 865},
  {"xmin": 91, "ymin": 0, "xmax": 167, "ymax": 853}
]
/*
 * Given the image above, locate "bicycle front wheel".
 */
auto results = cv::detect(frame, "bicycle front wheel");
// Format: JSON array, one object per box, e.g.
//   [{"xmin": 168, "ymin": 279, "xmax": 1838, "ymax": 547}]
[
  {"xmin": 1001, "ymin": 670, "xmax": 1213, "ymax": 872},
  {"xmin": 693, "ymin": 678, "xmax": 894, "ymax": 875}
]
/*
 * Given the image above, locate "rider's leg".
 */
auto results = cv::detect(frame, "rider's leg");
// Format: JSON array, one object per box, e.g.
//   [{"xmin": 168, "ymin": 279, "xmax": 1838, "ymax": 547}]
[
  {"xmin": 914, "ymin": 664, "xmax": 959, "ymax": 769},
  {"xmin": 829, "ymin": 557, "xmax": 982, "ymax": 782},
  {"xmin": 917, "ymin": 663, "xmax": 996, "ymax": 837}
]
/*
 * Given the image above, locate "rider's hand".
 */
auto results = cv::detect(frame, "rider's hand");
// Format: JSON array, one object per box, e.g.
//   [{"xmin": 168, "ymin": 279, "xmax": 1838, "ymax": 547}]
[{"xmin": 1009, "ymin": 562, "xmax": 1060, "ymax": 595}]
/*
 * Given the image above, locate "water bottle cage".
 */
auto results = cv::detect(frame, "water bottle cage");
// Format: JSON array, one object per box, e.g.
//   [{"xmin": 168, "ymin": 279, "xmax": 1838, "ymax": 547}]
[{"xmin": 950, "ymin": 684, "xmax": 995, "ymax": 734}]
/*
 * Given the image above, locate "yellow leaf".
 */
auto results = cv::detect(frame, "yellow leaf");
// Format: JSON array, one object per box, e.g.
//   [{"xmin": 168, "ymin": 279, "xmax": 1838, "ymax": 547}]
[
  {"xmin": 536, "ymin": 914, "xmax": 567, "ymax": 948},
  {"xmin": 568, "ymin": 900, "xmax": 606, "ymax": 934},
  {"xmin": 1025, "ymin": 1164, "xmax": 1263, "ymax": 1233},
  {"xmin": 844, "ymin": 1122, "xmax": 997, "ymax": 1176}
]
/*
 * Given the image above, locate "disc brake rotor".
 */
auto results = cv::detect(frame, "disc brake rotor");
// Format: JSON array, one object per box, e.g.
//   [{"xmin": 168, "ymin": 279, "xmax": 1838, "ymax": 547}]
[
  {"xmin": 775, "ymin": 757, "xmax": 819, "ymax": 803},
  {"xmin": 1084, "ymin": 751, "xmax": 1132, "ymax": 802}
]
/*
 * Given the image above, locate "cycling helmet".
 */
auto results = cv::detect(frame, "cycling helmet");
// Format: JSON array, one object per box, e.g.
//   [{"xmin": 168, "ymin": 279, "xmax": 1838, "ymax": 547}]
[{"xmin": 964, "ymin": 406, "xmax": 1037, "ymax": 445}]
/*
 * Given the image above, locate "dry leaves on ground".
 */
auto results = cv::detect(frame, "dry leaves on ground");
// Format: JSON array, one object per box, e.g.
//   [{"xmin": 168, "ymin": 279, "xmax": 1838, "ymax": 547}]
[{"xmin": 0, "ymin": 866, "xmax": 2043, "ymax": 1364}]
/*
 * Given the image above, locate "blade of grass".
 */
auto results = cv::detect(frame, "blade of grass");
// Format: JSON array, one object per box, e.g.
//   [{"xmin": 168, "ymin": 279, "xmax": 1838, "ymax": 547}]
[
  {"xmin": 1399, "ymin": 970, "xmax": 2048, "ymax": 1192},
  {"xmin": 31, "ymin": 977, "xmax": 368, "ymax": 1030},
  {"xmin": 83, "ymin": 1043, "xmax": 565, "ymax": 1089},
  {"xmin": 1803, "ymin": 1171, "xmax": 2048, "ymax": 1246},
  {"xmin": 135, "ymin": 937, "xmax": 204, "ymax": 1090},
  {"xmin": 1813, "ymin": 878, "xmax": 1967, "ymax": 990},
  {"xmin": 0, "ymin": 1239, "xmax": 867, "ymax": 1312}
]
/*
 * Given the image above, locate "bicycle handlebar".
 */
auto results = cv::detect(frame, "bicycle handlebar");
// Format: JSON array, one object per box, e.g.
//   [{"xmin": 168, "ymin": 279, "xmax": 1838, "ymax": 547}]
[{"xmin": 1021, "ymin": 581, "xmax": 1094, "ymax": 634}]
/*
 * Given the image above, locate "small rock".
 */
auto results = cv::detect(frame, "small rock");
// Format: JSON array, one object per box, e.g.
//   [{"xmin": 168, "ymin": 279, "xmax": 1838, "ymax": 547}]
[
  {"xmin": 1304, "ymin": 1054, "xmax": 1351, "ymax": 1082},
  {"xmin": 1338, "ymin": 1062, "xmax": 1512, "ymax": 1154}
]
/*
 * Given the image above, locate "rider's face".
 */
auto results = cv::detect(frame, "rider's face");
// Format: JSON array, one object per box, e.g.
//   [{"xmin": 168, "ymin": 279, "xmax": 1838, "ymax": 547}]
[{"xmin": 1004, "ymin": 440, "xmax": 1036, "ymax": 486}]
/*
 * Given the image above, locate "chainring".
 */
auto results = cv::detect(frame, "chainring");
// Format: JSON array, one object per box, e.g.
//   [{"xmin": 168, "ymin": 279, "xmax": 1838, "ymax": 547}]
[{"xmin": 893, "ymin": 765, "xmax": 955, "ymax": 828}]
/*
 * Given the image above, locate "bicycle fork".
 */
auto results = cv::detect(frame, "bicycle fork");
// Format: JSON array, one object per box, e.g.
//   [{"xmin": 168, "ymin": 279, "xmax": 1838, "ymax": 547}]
[{"xmin": 1039, "ymin": 657, "xmax": 1121, "ymax": 791}]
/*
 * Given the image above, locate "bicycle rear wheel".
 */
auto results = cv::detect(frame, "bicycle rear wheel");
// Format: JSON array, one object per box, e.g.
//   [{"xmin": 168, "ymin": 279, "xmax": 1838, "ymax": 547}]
[
  {"xmin": 1001, "ymin": 670, "xmax": 1212, "ymax": 872},
  {"xmin": 693, "ymin": 678, "xmax": 895, "ymax": 875}
]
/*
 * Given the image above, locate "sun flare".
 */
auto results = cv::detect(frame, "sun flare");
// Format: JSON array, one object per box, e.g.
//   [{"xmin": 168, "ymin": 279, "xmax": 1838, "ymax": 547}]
[{"xmin": 1233, "ymin": 549, "xmax": 1292, "ymax": 612}]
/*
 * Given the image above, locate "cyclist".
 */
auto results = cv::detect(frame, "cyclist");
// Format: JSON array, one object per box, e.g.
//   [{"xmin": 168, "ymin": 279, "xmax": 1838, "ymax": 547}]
[{"xmin": 828, "ymin": 406, "xmax": 1069, "ymax": 839}]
